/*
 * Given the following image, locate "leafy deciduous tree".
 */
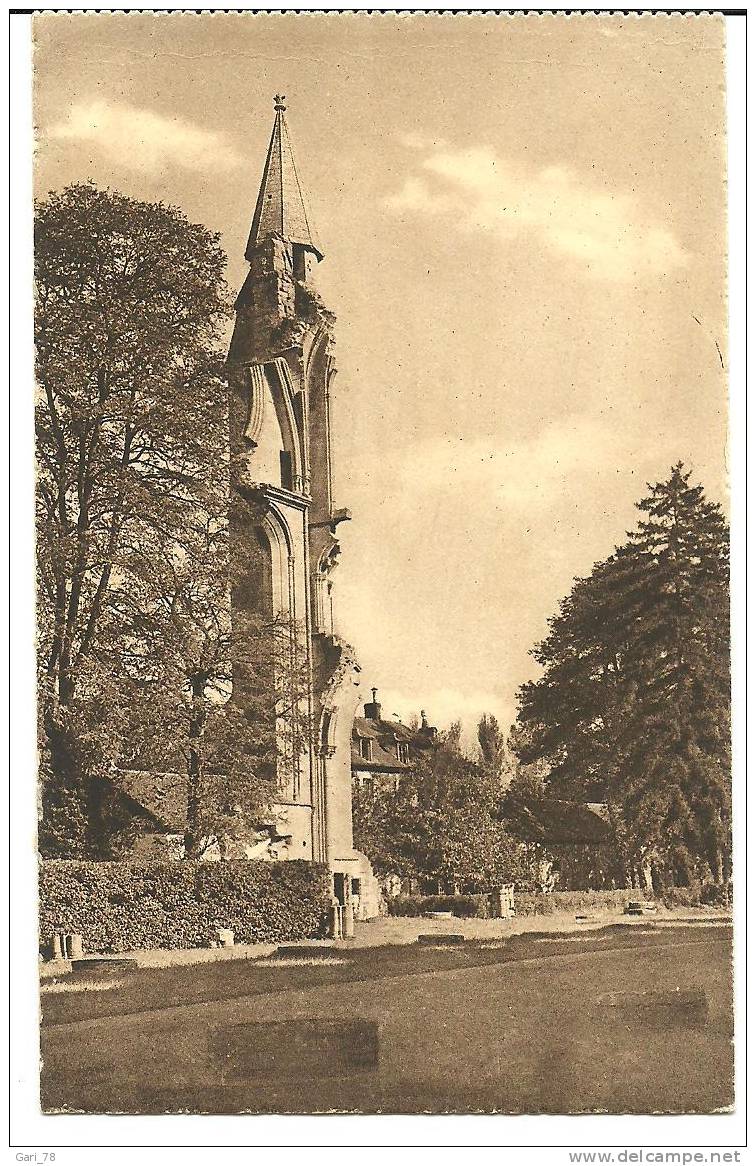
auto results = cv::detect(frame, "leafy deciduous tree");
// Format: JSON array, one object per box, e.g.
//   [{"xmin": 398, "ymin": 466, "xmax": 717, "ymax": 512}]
[
  {"xmin": 110, "ymin": 490, "xmax": 311, "ymax": 859},
  {"xmin": 354, "ymin": 733, "xmax": 523, "ymax": 892},
  {"xmin": 36, "ymin": 182, "xmax": 230, "ymax": 853}
]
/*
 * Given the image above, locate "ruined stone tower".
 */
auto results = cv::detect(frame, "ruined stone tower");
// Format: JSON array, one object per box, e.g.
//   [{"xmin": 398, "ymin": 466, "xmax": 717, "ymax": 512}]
[{"xmin": 227, "ymin": 97, "xmax": 377, "ymax": 917}]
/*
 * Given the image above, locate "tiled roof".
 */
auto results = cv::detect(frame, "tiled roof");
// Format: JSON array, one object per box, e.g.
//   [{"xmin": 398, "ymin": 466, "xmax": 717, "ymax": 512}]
[
  {"xmin": 500, "ymin": 795, "xmax": 611, "ymax": 846},
  {"xmin": 353, "ymin": 716, "xmax": 416, "ymax": 742},
  {"xmin": 351, "ymin": 748, "xmax": 407, "ymax": 774},
  {"xmin": 111, "ymin": 770, "xmax": 282, "ymax": 838},
  {"xmin": 114, "ymin": 770, "xmax": 188, "ymax": 834},
  {"xmin": 351, "ymin": 716, "xmax": 431, "ymax": 773}
]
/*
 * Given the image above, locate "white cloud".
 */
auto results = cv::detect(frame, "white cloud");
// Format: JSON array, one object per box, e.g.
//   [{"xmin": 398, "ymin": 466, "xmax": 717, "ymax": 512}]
[
  {"xmin": 387, "ymin": 145, "xmax": 687, "ymax": 280},
  {"xmin": 398, "ymin": 130, "xmax": 449, "ymax": 152},
  {"xmin": 386, "ymin": 175, "xmax": 452, "ymax": 216},
  {"xmin": 47, "ymin": 100, "xmax": 243, "ymax": 175}
]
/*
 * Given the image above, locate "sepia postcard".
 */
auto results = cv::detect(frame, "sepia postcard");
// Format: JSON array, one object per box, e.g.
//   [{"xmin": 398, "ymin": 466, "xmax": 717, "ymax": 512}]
[{"xmin": 21, "ymin": 9, "xmax": 739, "ymax": 1133}]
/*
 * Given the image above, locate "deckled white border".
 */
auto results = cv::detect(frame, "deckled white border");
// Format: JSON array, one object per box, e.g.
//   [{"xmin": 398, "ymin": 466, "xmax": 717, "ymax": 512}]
[{"xmin": 8, "ymin": 8, "xmax": 747, "ymax": 1156}]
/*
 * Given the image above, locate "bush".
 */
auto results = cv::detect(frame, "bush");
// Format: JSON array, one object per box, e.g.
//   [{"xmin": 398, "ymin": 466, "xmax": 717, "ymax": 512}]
[
  {"xmin": 423, "ymin": 894, "xmax": 487, "ymax": 918},
  {"xmin": 386, "ymin": 894, "xmax": 487, "ymax": 919},
  {"xmin": 659, "ymin": 881, "xmax": 732, "ymax": 909},
  {"xmin": 513, "ymin": 889, "xmax": 642, "ymax": 917},
  {"xmin": 39, "ymin": 859, "xmax": 331, "ymax": 955},
  {"xmin": 384, "ymin": 884, "xmax": 732, "ymax": 921},
  {"xmin": 700, "ymin": 881, "xmax": 732, "ymax": 907},
  {"xmin": 658, "ymin": 883, "xmax": 702, "ymax": 909},
  {"xmin": 386, "ymin": 896, "xmax": 423, "ymax": 917}
]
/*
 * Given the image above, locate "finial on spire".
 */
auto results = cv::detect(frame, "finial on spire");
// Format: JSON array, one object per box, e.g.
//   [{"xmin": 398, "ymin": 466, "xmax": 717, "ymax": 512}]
[
  {"xmin": 372, "ymin": 687, "xmax": 378, "ymax": 702},
  {"xmin": 274, "ymin": 94, "xmax": 286, "ymax": 112}
]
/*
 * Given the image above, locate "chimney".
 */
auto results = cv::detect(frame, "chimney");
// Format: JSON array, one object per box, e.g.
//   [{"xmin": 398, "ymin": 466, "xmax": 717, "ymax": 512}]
[
  {"xmin": 419, "ymin": 709, "xmax": 438, "ymax": 740},
  {"xmin": 364, "ymin": 687, "xmax": 382, "ymax": 721}
]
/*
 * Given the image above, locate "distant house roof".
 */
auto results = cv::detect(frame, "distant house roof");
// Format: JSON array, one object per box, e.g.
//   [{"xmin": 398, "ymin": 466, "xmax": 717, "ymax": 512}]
[
  {"xmin": 111, "ymin": 770, "xmax": 284, "ymax": 840},
  {"xmin": 351, "ymin": 715, "xmax": 435, "ymax": 773},
  {"xmin": 114, "ymin": 770, "xmax": 188, "ymax": 834},
  {"xmin": 500, "ymin": 795, "xmax": 611, "ymax": 846}
]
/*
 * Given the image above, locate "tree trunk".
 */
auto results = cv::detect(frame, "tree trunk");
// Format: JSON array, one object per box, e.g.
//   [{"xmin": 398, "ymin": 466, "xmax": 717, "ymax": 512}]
[
  {"xmin": 39, "ymin": 700, "xmax": 89, "ymax": 858},
  {"xmin": 184, "ymin": 676, "xmax": 208, "ymax": 858},
  {"xmin": 641, "ymin": 862, "xmax": 654, "ymax": 894},
  {"xmin": 674, "ymin": 853, "xmax": 692, "ymax": 887}
]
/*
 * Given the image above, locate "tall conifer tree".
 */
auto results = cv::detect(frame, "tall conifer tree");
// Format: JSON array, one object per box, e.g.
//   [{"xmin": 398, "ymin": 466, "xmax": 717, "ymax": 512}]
[{"xmin": 515, "ymin": 465, "xmax": 730, "ymax": 887}]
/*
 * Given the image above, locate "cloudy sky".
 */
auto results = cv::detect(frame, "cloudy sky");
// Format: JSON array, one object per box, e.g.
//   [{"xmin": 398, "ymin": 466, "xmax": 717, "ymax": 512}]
[{"xmin": 33, "ymin": 13, "xmax": 728, "ymax": 739}]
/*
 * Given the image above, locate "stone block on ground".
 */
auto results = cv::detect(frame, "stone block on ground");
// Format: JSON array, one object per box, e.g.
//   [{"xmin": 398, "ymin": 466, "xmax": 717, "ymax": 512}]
[
  {"xmin": 273, "ymin": 944, "xmax": 336, "ymax": 959},
  {"xmin": 417, "ymin": 933, "xmax": 466, "ymax": 945},
  {"xmin": 70, "ymin": 957, "xmax": 138, "ymax": 979},
  {"xmin": 598, "ymin": 988, "xmax": 709, "ymax": 1029}
]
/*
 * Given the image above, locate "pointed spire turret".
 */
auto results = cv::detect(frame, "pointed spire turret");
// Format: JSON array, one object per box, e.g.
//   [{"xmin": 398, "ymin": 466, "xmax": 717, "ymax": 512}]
[{"xmin": 246, "ymin": 96, "xmax": 324, "ymax": 262}]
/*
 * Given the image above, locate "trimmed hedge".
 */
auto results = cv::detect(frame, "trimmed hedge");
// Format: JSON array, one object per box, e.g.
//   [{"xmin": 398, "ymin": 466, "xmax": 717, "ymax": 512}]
[
  {"xmin": 386, "ymin": 886, "xmax": 731, "ymax": 920},
  {"xmin": 517, "ymin": 884, "xmax": 731, "ymax": 915},
  {"xmin": 39, "ymin": 859, "xmax": 331, "ymax": 955},
  {"xmin": 388, "ymin": 889, "xmax": 640, "ymax": 918},
  {"xmin": 659, "ymin": 881, "xmax": 732, "ymax": 909},
  {"xmin": 387, "ymin": 894, "xmax": 488, "ymax": 919},
  {"xmin": 513, "ymin": 889, "xmax": 646, "ymax": 916}
]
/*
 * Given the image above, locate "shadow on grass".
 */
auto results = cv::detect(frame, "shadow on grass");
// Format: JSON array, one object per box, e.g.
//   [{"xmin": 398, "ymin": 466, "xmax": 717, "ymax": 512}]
[{"xmin": 41, "ymin": 920, "xmax": 732, "ymax": 1031}]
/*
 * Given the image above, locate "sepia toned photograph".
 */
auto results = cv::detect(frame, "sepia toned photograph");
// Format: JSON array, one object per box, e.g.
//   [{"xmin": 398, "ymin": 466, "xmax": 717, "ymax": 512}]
[{"xmin": 29, "ymin": 11, "xmax": 734, "ymax": 1119}]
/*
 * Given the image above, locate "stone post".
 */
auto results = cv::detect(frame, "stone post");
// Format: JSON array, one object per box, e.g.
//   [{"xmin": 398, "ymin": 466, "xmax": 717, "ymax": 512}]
[{"xmin": 329, "ymin": 898, "xmax": 343, "ymax": 939}]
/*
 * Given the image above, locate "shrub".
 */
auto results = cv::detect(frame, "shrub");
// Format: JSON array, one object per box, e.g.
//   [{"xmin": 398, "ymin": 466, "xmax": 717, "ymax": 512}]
[
  {"xmin": 386, "ymin": 894, "xmax": 487, "ymax": 919},
  {"xmin": 513, "ymin": 889, "xmax": 642, "ymax": 916},
  {"xmin": 700, "ymin": 881, "xmax": 732, "ymax": 907},
  {"xmin": 386, "ymin": 896, "xmax": 423, "ymax": 917},
  {"xmin": 384, "ymin": 884, "xmax": 732, "ymax": 921},
  {"xmin": 423, "ymin": 894, "xmax": 487, "ymax": 918},
  {"xmin": 39, "ymin": 859, "xmax": 330, "ymax": 955},
  {"xmin": 658, "ymin": 883, "xmax": 702, "ymax": 909},
  {"xmin": 659, "ymin": 881, "xmax": 732, "ymax": 909}
]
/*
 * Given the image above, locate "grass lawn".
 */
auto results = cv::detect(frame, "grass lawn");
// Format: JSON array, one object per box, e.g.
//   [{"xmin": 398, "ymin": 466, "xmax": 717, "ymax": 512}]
[{"xmin": 40, "ymin": 921, "xmax": 733, "ymax": 1115}]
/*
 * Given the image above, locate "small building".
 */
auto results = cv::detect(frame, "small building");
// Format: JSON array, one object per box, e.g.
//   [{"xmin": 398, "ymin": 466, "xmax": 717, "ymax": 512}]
[
  {"xmin": 499, "ymin": 794, "xmax": 614, "ymax": 891},
  {"xmin": 103, "ymin": 770, "xmax": 296, "ymax": 863},
  {"xmin": 350, "ymin": 689, "xmax": 438, "ymax": 900}
]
